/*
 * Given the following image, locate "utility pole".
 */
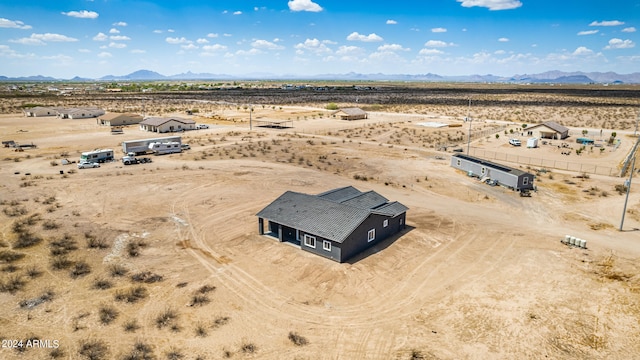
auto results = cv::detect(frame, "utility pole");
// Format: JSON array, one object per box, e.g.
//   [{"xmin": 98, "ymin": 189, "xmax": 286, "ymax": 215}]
[
  {"xmin": 635, "ymin": 109, "xmax": 639, "ymax": 136},
  {"xmin": 249, "ymin": 105, "xmax": 253, "ymax": 131},
  {"xmin": 466, "ymin": 98, "xmax": 472, "ymax": 155},
  {"xmin": 619, "ymin": 138, "xmax": 638, "ymax": 231}
]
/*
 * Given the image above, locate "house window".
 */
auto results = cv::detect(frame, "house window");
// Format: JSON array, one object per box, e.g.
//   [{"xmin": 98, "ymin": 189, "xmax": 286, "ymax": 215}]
[
  {"xmin": 456, "ymin": 159, "xmax": 461, "ymax": 166},
  {"xmin": 383, "ymin": 219, "xmax": 388, "ymax": 228},
  {"xmin": 400, "ymin": 218, "xmax": 403, "ymax": 225},
  {"xmin": 367, "ymin": 229, "xmax": 375, "ymax": 242},
  {"xmin": 303, "ymin": 234, "xmax": 316, "ymax": 248},
  {"xmin": 523, "ymin": 177, "xmax": 529, "ymax": 185},
  {"xmin": 323, "ymin": 240, "xmax": 331, "ymax": 251}
]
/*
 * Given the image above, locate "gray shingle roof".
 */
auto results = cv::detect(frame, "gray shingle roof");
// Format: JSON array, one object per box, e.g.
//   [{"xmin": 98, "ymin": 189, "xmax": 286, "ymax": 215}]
[
  {"xmin": 257, "ymin": 187, "xmax": 408, "ymax": 243},
  {"xmin": 140, "ymin": 117, "xmax": 195, "ymax": 126},
  {"xmin": 527, "ymin": 121, "xmax": 568, "ymax": 134}
]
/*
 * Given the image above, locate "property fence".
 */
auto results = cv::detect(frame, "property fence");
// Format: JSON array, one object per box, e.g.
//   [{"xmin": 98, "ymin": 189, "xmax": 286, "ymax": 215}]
[{"xmin": 468, "ymin": 148, "xmax": 619, "ymax": 177}]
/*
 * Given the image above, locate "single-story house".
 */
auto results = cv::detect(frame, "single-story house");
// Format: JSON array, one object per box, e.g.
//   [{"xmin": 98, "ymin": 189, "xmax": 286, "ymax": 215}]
[
  {"xmin": 450, "ymin": 154, "xmax": 535, "ymax": 192},
  {"xmin": 97, "ymin": 112, "xmax": 144, "ymax": 126},
  {"xmin": 525, "ymin": 121, "xmax": 569, "ymax": 140},
  {"xmin": 332, "ymin": 107, "xmax": 368, "ymax": 120},
  {"xmin": 23, "ymin": 106, "xmax": 60, "ymax": 117},
  {"xmin": 58, "ymin": 107, "xmax": 105, "ymax": 119},
  {"xmin": 256, "ymin": 186, "xmax": 408, "ymax": 263},
  {"xmin": 139, "ymin": 117, "xmax": 196, "ymax": 133}
]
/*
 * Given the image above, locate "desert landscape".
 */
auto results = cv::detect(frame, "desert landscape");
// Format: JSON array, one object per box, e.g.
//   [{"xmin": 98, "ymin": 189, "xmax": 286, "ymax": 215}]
[{"xmin": 1, "ymin": 83, "xmax": 639, "ymax": 360}]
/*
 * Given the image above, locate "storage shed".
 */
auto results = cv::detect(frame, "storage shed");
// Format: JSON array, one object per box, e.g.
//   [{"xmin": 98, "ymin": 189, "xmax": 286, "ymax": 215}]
[
  {"xmin": 332, "ymin": 107, "xmax": 368, "ymax": 120},
  {"xmin": 256, "ymin": 186, "xmax": 408, "ymax": 263},
  {"xmin": 450, "ymin": 154, "xmax": 535, "ymax": 192},
  {"xmin": 525, "ymin": 121, "xmax": 569, "ymax": 140},
  {"xmin": 139, "ymin": 117, "xmax": 196, "ymax": 133},
  {"xmin": 98, "ymin": 112, "xmax": 144, "ymax": 126}
]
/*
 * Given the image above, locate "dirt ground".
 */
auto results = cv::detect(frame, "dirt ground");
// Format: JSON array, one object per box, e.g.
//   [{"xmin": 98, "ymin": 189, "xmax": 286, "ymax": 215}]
[{"xmin": 0, "ymin": 106, "xmax": 639, "ymax": 360}]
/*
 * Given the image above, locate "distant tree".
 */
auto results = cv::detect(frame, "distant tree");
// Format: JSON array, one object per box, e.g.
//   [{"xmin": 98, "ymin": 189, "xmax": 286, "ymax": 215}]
[
  {"xmin": 611, "ymin": 131, "xmax": 617, "ymax": 138},
  {"xmin": 522, "ymin": 124, "xmax": 528, "ymax": 129},
  {"xmin": 582, "ymin": 129, "xmax": 589, "ymax": 136},
  {"xmin": 326, "ymin": 103, "xmax": 339, "ymax": 110},
  {"xmin": 495, "ymin": 134, "xmax": 500, "ymax": 139}
]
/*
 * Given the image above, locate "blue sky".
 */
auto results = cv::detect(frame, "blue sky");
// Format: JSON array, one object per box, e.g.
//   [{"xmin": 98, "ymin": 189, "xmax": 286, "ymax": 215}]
[{"xmin": 0, "ymin": 0, "xmax": 638, "ymax": 78}]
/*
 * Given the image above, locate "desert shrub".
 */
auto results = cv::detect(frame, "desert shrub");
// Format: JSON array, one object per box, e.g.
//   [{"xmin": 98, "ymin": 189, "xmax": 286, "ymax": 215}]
[
  {"xmin": 288, "ymin": 332, "xmax": 308, "ymax": 346},
  {"xmin": 198, "ymin": 284, "xmax": 216, "ymax": 294},
  {"xmin": 78, "ymin": 339, "xmax": 108, "ymax": 360},
  {"xmin": 0, "ymin": 250, "xmax": 25, "ymax": 263},
  {"xmin": 109, "ymin": 264, "xmax": 128, "ymax": 277},
  {"xmin": 13, "ymin": 231, "xmax": 43, "ymax": 249},
  {"xmin": 3, "ymin": 205, "xmax": 28, "ymax": 217},
  {"xmin": 131, "ymin": 271, "xmax": 163, "ymax": 283},
  {"xmin": 240, "ymin": 342, "xmax": 257, "ymax": 354},
  {"xmin": 165, "ymin": 348, "xmax": 184, "ymax": 360},
  {"xmin": 0, "ymin": 275, "xmax": 26, "ymax": 293},
  {"xmin": 50, "ymin": 256, "xmax": 73, "ymax": 270},
  {"xmin": 86, "ymin": 234, "xmax": 109, "ymax": 249},
  {"xmin": 189, "ymin": 294, "xmax": 210, "ymax": 307},
  {"xmin": 123, "ymin": 319, "xmax": 140, "ymax": 333},
  {"xmin": 49, "ymin": 348, "xmax": 65, "ymax": 359},
  {"xmin": 49, "ymin": 234, "xmax": 78, "ymax": 256},
  {"xmin": 410, "ymin": 349, "xmax": 425, "ymax": 360},
  {"xmin": 114, "ymin": 286, "xmax": 148, "ymax": 303},
  {"xmin": 615, "ymin": 184, "xmax": 628, "ymax": 195},
  {"xmin": 42, "ymin": 219, "xmax": 60, "ymax": 230},
  {"xmin": 98, "ymin": 305, "xmax": 119, "ymax": 325},
  {"xmin": 1, "ymin": 264, "xmax": 19, "ymax": 273},
  {"xmin": 25, "ymin": 265, "xmax": 42, "ymax": 278},
  {"xmin": 92, "ymin": 278, "xmax": 113, "ymax": 290},
  {"xmin": 127, "ymin": 240, "xmax": 148, "ymax": 257},
  {"xmin": 212, "ymin": 316, "xmax": 230, "ymax": 328},
  {"xmin": 122, "ymin": 341, "xmax": 154, "ymax": 360},
  {"xmin": 155, "ymin": 308, "xmax": 178, "ymax": 329},
  {"xmin": 194, "ymin": 322, "xmax": 208, "ymax": 337},
  {"xmin": 70, "ymin": 261, "xmax": 91, "ymax": 278}
]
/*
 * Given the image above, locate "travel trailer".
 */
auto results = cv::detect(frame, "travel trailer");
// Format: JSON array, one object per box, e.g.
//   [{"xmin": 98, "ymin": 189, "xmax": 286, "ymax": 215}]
[
  {"xmin": 80, "ymin": 149, "xmax": 114, "ymax": 163},
  {"xmin": 148, "ymin": 142, "xmax": 182, "ymax": 155}
]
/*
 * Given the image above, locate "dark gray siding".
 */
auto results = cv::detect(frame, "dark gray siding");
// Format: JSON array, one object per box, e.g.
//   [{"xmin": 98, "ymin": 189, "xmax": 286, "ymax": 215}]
[
  {"xmin": 340, "ymin": 213, "xmax": 405, "ymax": 262},
  {"xmin": 299, "ymin": 231, "xmax": 341, "ymax": 262}
]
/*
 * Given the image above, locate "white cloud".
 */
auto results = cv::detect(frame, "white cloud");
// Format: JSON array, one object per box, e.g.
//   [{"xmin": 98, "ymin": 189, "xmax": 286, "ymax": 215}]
[
  {"xmin": 457, "ymin": 0, "xmax": 522, "ymax": 11},
  {"xmin": 130, "ymin": 49, "xmax": 146, "ymax": 54},
  {"xmin": 498, "ymin": 37, "xmax": 509, "ymax": 42},
  {"xmin": 196, "ymin": 38, "xmax": 209, "ymax": 44},
  {"xmin": 168, "ymin": 29, "xmax": 175, "ymax": 33},
  {"xmin": 166, "ymin": 37, "xmax": 191, "ymax": 44},
  {"xmin": 578, "ymin": 30, "xmax": 599, "ymax": 36},
  {"xmin": 113, "ymin": 21, "xmax": 127, "ymax": 27},
  {"xmin": 377, "ymin": 44, "xmax": 410, "ymax": 52},
  {"xmin": 295, "ymin": 38, "xmax": 333, "ymax": 54},
  {"xmin": 431, "ymin": 27, "xmax": 447, "ymax": 33},
  {"xmin": 622, "ymin": 27, "xmax": 636, "ymax": 33},
  {"xmin": 78, "ymin": 49, "xmax": 91, "ymax": 53},
  {"xmin": 494, "ymin": 50, "xmax": 506, "ymax": 55},
  {"xmin": 97, "ymin": 52, "xmax": 112, "ymax": 58},
  {"xmin": 604, "ymin": 38, "xmax": 635, "ymax": 49},
  {"xmin": 110, "ymin": 35, "xmax": 130, "ymax": 41},
  {"xmin": 236, "ymin": 48, "xmax": 262, "ymax": 56},
  {"xmin": 288, "ymin": 0, "xmax": 323, "ymax": 12},
  {"xmin": 207, "ymin": 33, "xmax": 219, "ymax": 38},
  {"xmin": 0, "ymin": 18, "xmax": 32, "ymax": 29},
  {"xmin": 0, "ymin": 45, "xmax": 30, "ymax": 58},
  {"xmin": 153, "ymin": 30, "xmax": 163, "ymax": 34},
  {"xmin": 252, "ymin": 39, "xmax": 284, "ymax": 50},
  {"xmin": 223, "ymin": 33, "xmax": 232, "ymax": 37},
  {"xmin": 11, "ymin": 33, "xmax": 78, "ymax": 45},
  {"xmin": 93, "ymin": 32, "xmax": 108, "ymax": 41},
  {"xmin": 346, "ymin": 32, "xmax": 383, "ymax": 42},
  {"xmin": 572, "ymin": 46, "xmax": 594, "ymax": 56},
  {"xmin": 386, "ymin": 20, "xmax": 397, "ymax": 25},
  {"xmin": 233, "ymin": 11, "xmax": 243, "ymax": 15},
  {"xmin": 181, "ymin": 44, "xmax": 198, "ymax": 50},
  {"xmin": 62, "ymin": 10, "xmax": 99, "ymax": 19},
  {"xmin": 109, "ymin": 42, "xmax": 126, "ymax": 49},
  {"xmin": 589, "ymin": 20, "xmax": 624, "ymax": 27},
  {"xmin": 419, "ymin": 48, "xmax": 444, "ymax": 55},
  {"xmin": 335, "ymin": 45, "xmax": 364, "ymax": 56},
  {"xmin": 109, "ymin": 28, "xmax": 120, "ymax": 34},
  {"xmin": 424, "ymin": 40, "xmax": 455, "ymax": 47},
  {"xmin": 202, "ymin": 44, "xmax": 228, "ymax": 52}
]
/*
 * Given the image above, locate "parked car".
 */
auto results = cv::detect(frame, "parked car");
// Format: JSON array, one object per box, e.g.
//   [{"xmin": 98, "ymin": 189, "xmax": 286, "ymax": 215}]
[
  {"xmin": 196, "ymin": 124, "xmax": 210, "ymax": 129},
  {"xmin": 509, "ymin": 139, "xmax": 521, "ymax": 146},
  {"xmin": 77, "ymin": 161, "xmax": 100, "ymax": 169},
  {"xmin": 181, "ymin": 144, "xmax": 191, "ymax": 150}
]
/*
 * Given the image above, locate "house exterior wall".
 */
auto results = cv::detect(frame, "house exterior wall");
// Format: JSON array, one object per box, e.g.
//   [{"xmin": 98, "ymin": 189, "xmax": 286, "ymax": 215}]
[
  {"xmin": 27, "ymin": 108, "xmax": 57, "ymax": 117},
  {"xmin": 339, "ymin": 213, "xmax": 405, "ymax": 262},
  {"xmin": 299, "ymin": 230, "xmax": 341, "ymax": 262},
  {"xmin": 68, "ymin": 109, "xmax": 105, "ymax": 119},
  {"xmin": 141, "ymin": 120, "xmax": 195, "ymax": 133},
  {"xmin": 527, "ymin": 126, "xmax": 568, "ymax": 140}
]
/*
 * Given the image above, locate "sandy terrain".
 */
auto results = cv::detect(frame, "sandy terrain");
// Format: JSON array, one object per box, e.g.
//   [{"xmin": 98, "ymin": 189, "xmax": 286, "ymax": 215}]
[{"xmin": 0, "ymin": 106, "xmax": 639, "ymax": 360}]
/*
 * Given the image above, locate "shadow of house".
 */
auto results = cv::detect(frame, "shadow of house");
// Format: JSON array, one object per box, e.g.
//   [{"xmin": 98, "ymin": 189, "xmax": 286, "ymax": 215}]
[
  {"xmin": 332, "ymin": 107, "xmax": 368, "ymax": 120},
  {"xmin": 256, "ymin": 186, "xmax": 408, "ymax": 263}
]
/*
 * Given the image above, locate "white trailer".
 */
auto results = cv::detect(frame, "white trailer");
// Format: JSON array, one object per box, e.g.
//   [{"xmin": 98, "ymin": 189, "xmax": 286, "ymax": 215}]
[
  {"xmin": 149, "ymin": 142, "xmax": 182, "ymax": 155},
  {"xmin": 80, "ymin": 149, "xmax": 114, "ymax": 163},
  {"xmin": 527, "ymin": 138, "xmax": 539, "ymax": 148},
  {"xmin": 121, "ymin": 136, "xmax": 181, "ymax": 155}
]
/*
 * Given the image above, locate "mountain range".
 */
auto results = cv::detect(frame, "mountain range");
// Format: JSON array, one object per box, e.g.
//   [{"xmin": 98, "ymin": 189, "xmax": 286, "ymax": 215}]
[{"xmin": 1, "ymin": 70, "xmax": 639, "ymax": 84}]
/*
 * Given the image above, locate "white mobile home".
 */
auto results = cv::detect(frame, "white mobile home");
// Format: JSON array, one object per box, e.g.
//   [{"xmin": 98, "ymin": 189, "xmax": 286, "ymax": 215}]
[
  {"xmin": 139, "ymin": 117, "xmax": 196, "ymax": 133},
  {"xmin": 149, "ymin": 142, "xmax": 182, "ymax": 155},
  {"xmin": 23, "ymin": 106, "xmax": 59, "ymax": 117},
  {"xmin": 122, "ymin": 136, "xmax": 182, "ymax": 155},
  {"xmin": 451, "ymin": 154, "xmax": 535, "ymax": 192}
]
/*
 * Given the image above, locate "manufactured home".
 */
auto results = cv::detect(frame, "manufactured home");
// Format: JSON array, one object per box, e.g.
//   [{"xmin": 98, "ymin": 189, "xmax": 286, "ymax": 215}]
[
  {"xmin": 23, "ymin": 106, "xmax": 60, "ymax": 117},
  {"xmin": 450, "ymin": 154, "xmax": 535, "ymax": 192},
  {"xmin": 80, "ymin": 149, "xmax": 114, "ymax": 163},
  {"xmin": 97, "ymin": 112, "xmax": 144, "ymax": 126},
  {"xmin": 122, "ymin": 136, "xmax": 182, "ymax": 155},
  {"xmin": 257, "ymin": 186, "xmax": 408, "ymax": 263},
  {"xmin": 525, "ymin": 121, "xmax": 569, "ymax": 140},
  {"xmin": 58, "ymin": 107, "xmax": 105, "ymax": 119},
  {"xmin": 332, "ymin": 108, "xmax": 368, "ymax": 120}
]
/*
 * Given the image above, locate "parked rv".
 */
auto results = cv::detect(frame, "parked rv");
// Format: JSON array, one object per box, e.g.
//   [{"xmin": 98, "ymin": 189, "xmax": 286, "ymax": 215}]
[
  {"xmin": 80, "ymin": 149, "xmax": 114, "ymax": 163},
  {"xmin": 122, "ymin": 136, "xmax": 181, "ymax": 155},
  {"xmin": 148, "ymin": 142, "xmax": 182, "ymax": 155}
]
